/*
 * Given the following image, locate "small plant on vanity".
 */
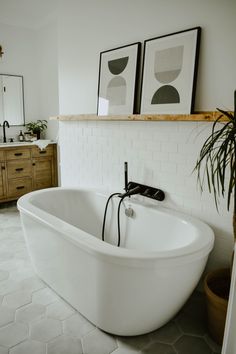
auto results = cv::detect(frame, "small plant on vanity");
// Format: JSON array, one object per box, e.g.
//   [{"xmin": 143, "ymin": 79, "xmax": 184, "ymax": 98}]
[
  {"xmin": 25, "ymin": 119, "xmax": 47, "ymax": 139},
  {"xmin": 194, "ymin": 91, "xmax": 236, "ymax": 345}
]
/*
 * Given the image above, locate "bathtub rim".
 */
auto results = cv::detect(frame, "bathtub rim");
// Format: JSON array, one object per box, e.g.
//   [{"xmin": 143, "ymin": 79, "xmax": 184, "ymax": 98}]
[{"xmin": 18, "ymin": 187, "xmax": 214, "ymax": 266}]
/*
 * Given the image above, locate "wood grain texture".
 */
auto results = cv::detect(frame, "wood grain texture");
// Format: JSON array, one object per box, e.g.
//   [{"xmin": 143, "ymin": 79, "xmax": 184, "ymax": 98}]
[
  {"xmin": 50, "ymin": 111, "xmax": 230, "ymax": 122},
  {"xmin": 0, "ymin": 143, "xmax": 58, "ymax": 203}
]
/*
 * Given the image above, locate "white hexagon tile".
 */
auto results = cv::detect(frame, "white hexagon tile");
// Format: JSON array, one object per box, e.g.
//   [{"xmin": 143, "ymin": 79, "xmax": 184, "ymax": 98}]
[
  {"xmin": 0, "ymin": 204, "xmax": 221, "ymax": 354},
  {"xmin": 15, "ymin": 303, "xmax": 46, "ymax": 323},
  {"xmin": 0, "ymin": 306, "xmax": 15, "ymax": 327}
]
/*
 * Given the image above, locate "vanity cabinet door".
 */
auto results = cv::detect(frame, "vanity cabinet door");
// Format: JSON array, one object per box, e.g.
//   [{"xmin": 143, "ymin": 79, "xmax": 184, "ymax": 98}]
[
  {"xmin": 0, "ymin": 151, "xmax": 6, "ymax": 199},
  {"xmin": 32, "ymin": 157, "xmax": 55, "ymax": 190},
  {"xmin": 0, "ymin": 162, "xmax": 6, "ymax": 199},
  {"xmin": 32, "ymin": 145, "xmax": 57, "ymax": 190}
]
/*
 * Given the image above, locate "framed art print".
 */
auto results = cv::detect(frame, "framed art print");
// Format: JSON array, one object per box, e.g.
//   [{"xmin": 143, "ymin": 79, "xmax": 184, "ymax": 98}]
[
  {"xmin": 97, "ymin": 42, "xmax": 141, "ymax": 115},
  {"xmin": 140, "ymin": 27, "xmax": 201, "ymax": 114}
]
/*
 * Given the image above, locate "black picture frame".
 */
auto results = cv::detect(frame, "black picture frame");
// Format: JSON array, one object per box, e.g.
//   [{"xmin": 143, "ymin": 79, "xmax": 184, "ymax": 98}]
[
  {"xmin": 97, "ymin": 42, "xmax": 141, "ymax": 116},
  {"xmin": 140, "ymin": 27, "xmax": 201, "ymax": 114}
]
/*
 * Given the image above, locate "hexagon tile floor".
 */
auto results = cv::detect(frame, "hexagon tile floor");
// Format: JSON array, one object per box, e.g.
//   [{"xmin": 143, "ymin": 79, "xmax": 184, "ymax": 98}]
[{"xmin": 0, "ymin": 203, "xmax": 222, "ymax": 354}]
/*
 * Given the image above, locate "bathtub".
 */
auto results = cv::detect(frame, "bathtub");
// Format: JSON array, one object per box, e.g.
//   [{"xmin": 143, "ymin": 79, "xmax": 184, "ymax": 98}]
[{"xmin": 18, "ymin": 187, "xmax": 214, "ymax": 336}]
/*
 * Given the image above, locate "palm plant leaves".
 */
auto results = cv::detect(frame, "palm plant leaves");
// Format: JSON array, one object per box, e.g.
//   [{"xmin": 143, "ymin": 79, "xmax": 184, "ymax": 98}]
[{"xmin": 194, "ymin": 110, "xmax": 236, "ymax": 212}]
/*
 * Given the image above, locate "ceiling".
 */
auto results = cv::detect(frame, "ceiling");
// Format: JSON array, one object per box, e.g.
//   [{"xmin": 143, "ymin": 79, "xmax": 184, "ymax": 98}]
[{"xmin": 0, "ymin": 0, "xmax": 59, "ymax": 29}]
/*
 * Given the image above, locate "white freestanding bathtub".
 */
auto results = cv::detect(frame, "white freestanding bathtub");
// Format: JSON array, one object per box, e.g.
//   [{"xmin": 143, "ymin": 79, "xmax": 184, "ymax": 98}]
[{"xmin": 18, "ymin": 187, "xmax": 214, "ymax": 336}]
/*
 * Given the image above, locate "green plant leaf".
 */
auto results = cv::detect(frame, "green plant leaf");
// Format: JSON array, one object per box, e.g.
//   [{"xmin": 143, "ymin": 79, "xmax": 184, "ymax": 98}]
[{"xmin": 194, "ymin": 109, "xmax": 236, "ymax": 212}]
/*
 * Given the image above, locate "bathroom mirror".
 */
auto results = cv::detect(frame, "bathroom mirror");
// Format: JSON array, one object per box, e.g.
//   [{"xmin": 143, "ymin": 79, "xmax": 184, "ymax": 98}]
[{"xmin": 0, "ymin": 74, "xmax": 25, "ymax": 126}]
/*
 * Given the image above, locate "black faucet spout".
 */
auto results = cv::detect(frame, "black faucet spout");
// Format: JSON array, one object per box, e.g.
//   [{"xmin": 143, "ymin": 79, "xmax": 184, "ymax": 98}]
[
  {"xmin": 3, "ymin": 120, "xmax": 10, "ymax": 143},
  {"xmin": 119, "ymin": 185, "xmax": 143, "ymax": 199},
  {"xmin": 120, "ymin": 181, "xmax": 165, "ymax": 201}
]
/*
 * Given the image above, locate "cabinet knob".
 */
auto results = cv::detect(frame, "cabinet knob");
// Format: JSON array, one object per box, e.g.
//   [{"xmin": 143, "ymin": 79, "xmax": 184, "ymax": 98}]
[
  {"xmin": 32, "ymin": 163, "xmax": 36, "ymax": 166},
  {"xmin": 1, "ymin": 166, "xmax": 5, "ymax": 170}
]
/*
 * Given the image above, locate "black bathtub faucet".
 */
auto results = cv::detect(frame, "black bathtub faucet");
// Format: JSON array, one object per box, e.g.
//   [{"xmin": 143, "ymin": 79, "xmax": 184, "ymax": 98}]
[
  {"xmin": 119, "ymin": 184, "xmax": 143, "ymax": 198},
  {"xmin": 120, "ymin": 162, "xmax": 165, "ymax": 201}
]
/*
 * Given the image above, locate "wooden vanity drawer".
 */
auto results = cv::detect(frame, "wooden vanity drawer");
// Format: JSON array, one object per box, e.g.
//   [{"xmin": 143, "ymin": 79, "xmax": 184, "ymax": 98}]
[
  {"xmin": 8, "ymin": 177, "xmax": 32, "ymax": 198},
  {"xmin": 6, "ymin": 148, "xmax": 31, "ymax": 160},
  {"xmin": 7, "ymin": 160, "xmax": 32, "ymax": 178},
  {"xmin": 0, "ymin": 151, "xmax": 4, "ymax": 161},
  {"xmin": 32, "ymin": 145, "xmax": 53, "ymax": 158}
]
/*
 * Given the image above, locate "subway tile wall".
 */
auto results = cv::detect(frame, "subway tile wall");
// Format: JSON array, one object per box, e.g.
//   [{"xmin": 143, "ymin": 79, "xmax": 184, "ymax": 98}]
[{"xmin": 59, "ymin": 120, "xmax": 233, "ymax": 270}]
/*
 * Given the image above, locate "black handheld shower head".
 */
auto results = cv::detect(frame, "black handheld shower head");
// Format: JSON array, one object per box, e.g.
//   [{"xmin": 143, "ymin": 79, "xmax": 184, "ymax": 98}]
[{"xmin": 124, "ymin": 162, "xmax": 128, "ymax": 192}]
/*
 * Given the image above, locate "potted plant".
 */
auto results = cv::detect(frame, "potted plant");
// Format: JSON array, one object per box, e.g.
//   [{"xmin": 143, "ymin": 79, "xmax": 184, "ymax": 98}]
[
  {"xmin": 194, "ymin": 92, "xmax": 236, "ymax": 344},
  {"xmin": 25, "ymin": 119, "xmax": 47, "ymax": 139}
]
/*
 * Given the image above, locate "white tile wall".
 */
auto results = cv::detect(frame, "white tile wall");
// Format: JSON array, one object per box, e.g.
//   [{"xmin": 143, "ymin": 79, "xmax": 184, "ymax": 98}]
[{"xmin": 59, "ymin": 120, "xmax": 234, "ymax": 270}]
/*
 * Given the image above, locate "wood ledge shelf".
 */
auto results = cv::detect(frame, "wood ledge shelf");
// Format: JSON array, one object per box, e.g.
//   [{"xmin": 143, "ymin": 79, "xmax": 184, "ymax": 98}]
[{"xmin": 50, "ymin": 112, "xmax": 228, "ymax": 122}]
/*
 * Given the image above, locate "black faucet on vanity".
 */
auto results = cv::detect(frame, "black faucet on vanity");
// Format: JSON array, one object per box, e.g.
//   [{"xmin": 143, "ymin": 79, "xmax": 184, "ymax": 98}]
[
  {"xmin": 119, "ymin": 162, "xmax": 165, "ymax": 201},
  {"xmin": 2, "ymin": 120, "xmax": 10, "ymax": 143}
]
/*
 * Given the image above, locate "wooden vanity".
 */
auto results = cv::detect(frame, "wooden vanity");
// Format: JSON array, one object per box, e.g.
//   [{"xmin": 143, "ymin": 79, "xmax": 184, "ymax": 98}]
[{"xmin": 0, "ymin": 143, "xmax": 58, "ymax": 203}]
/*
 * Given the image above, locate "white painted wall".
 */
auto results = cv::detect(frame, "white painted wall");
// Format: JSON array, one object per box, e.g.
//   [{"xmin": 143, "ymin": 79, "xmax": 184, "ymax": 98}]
[
  {"xmin": 57, "ymin": 0, "xmax": 236, "ymax": 271},
  {"xmin": 0, "ymin": 23, "xmax": 41, "ymax": 139},
  {"xmin": 37, "ymin": 20, "xmax": 59, "ymax": 140},
  {"xmin": 57, "ymin": 0, "xmax": 236, "ymax": 114},
  {"xmin": 0, "ymin": 21, "xmax": 59, "ymax": 141}
]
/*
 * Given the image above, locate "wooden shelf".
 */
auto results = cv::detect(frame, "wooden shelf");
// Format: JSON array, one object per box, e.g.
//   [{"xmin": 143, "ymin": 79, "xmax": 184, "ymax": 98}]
[{"xmin": 50, "ymin": 112, "xmax": 229, "ymax": 122}]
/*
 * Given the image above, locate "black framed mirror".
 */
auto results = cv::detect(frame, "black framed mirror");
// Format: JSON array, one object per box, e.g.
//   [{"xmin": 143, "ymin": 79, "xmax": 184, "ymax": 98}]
[{"xmin": 0, "ymin": 74, "xmax": 25, "ymax": 126}]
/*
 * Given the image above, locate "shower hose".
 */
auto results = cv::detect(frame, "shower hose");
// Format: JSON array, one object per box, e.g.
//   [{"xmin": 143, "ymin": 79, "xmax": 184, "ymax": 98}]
[{"xmin": 102, "ymin": 193, "xmax": 126, "ymax": 247}]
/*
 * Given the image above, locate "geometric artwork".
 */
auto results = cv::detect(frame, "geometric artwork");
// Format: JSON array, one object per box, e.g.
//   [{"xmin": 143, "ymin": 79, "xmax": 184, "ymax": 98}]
[
  {"xmin": 140, "ymin": 27, "xmax": 201, "ymax": 114},
  {"xmin": 97, "ymin": 42, "xmax": 141, "ymax": 115}
]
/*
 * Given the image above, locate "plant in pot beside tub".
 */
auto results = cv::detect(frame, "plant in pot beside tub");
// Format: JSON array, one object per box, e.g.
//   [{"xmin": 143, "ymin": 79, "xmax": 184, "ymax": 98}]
[
  {"xmin": 194, "ymin": 93, "xmax": 236, "ymax": 345},
  {"xmin": 25, "ymin": 119, "xmax": 47, "ymax": 140}
]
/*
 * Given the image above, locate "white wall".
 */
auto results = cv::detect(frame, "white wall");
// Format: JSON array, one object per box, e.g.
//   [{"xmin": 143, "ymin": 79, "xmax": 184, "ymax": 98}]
[
  {"xmin": 0, "ymin": 21, "xmax": 59, "ymax": 141},
  {"xmin": 57, "ymin": 0, "xmax": 236, "ymax": 114},
  {"xmin": 37, "ymin": 20, "xmax": 59, "ymax": 140},
  {"xmin": 0, "ymin": 23, "xmax": 41, "ymax": 139},
  {"xmin": 57, "ymin": 0, "xmax": 236, "ymax": 271}
]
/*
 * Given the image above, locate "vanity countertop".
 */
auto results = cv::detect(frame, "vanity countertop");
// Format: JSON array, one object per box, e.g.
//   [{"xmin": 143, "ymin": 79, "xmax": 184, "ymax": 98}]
[{"xmin": 0, "ymin": 141, "xmax": 56, "ymax": 148}]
